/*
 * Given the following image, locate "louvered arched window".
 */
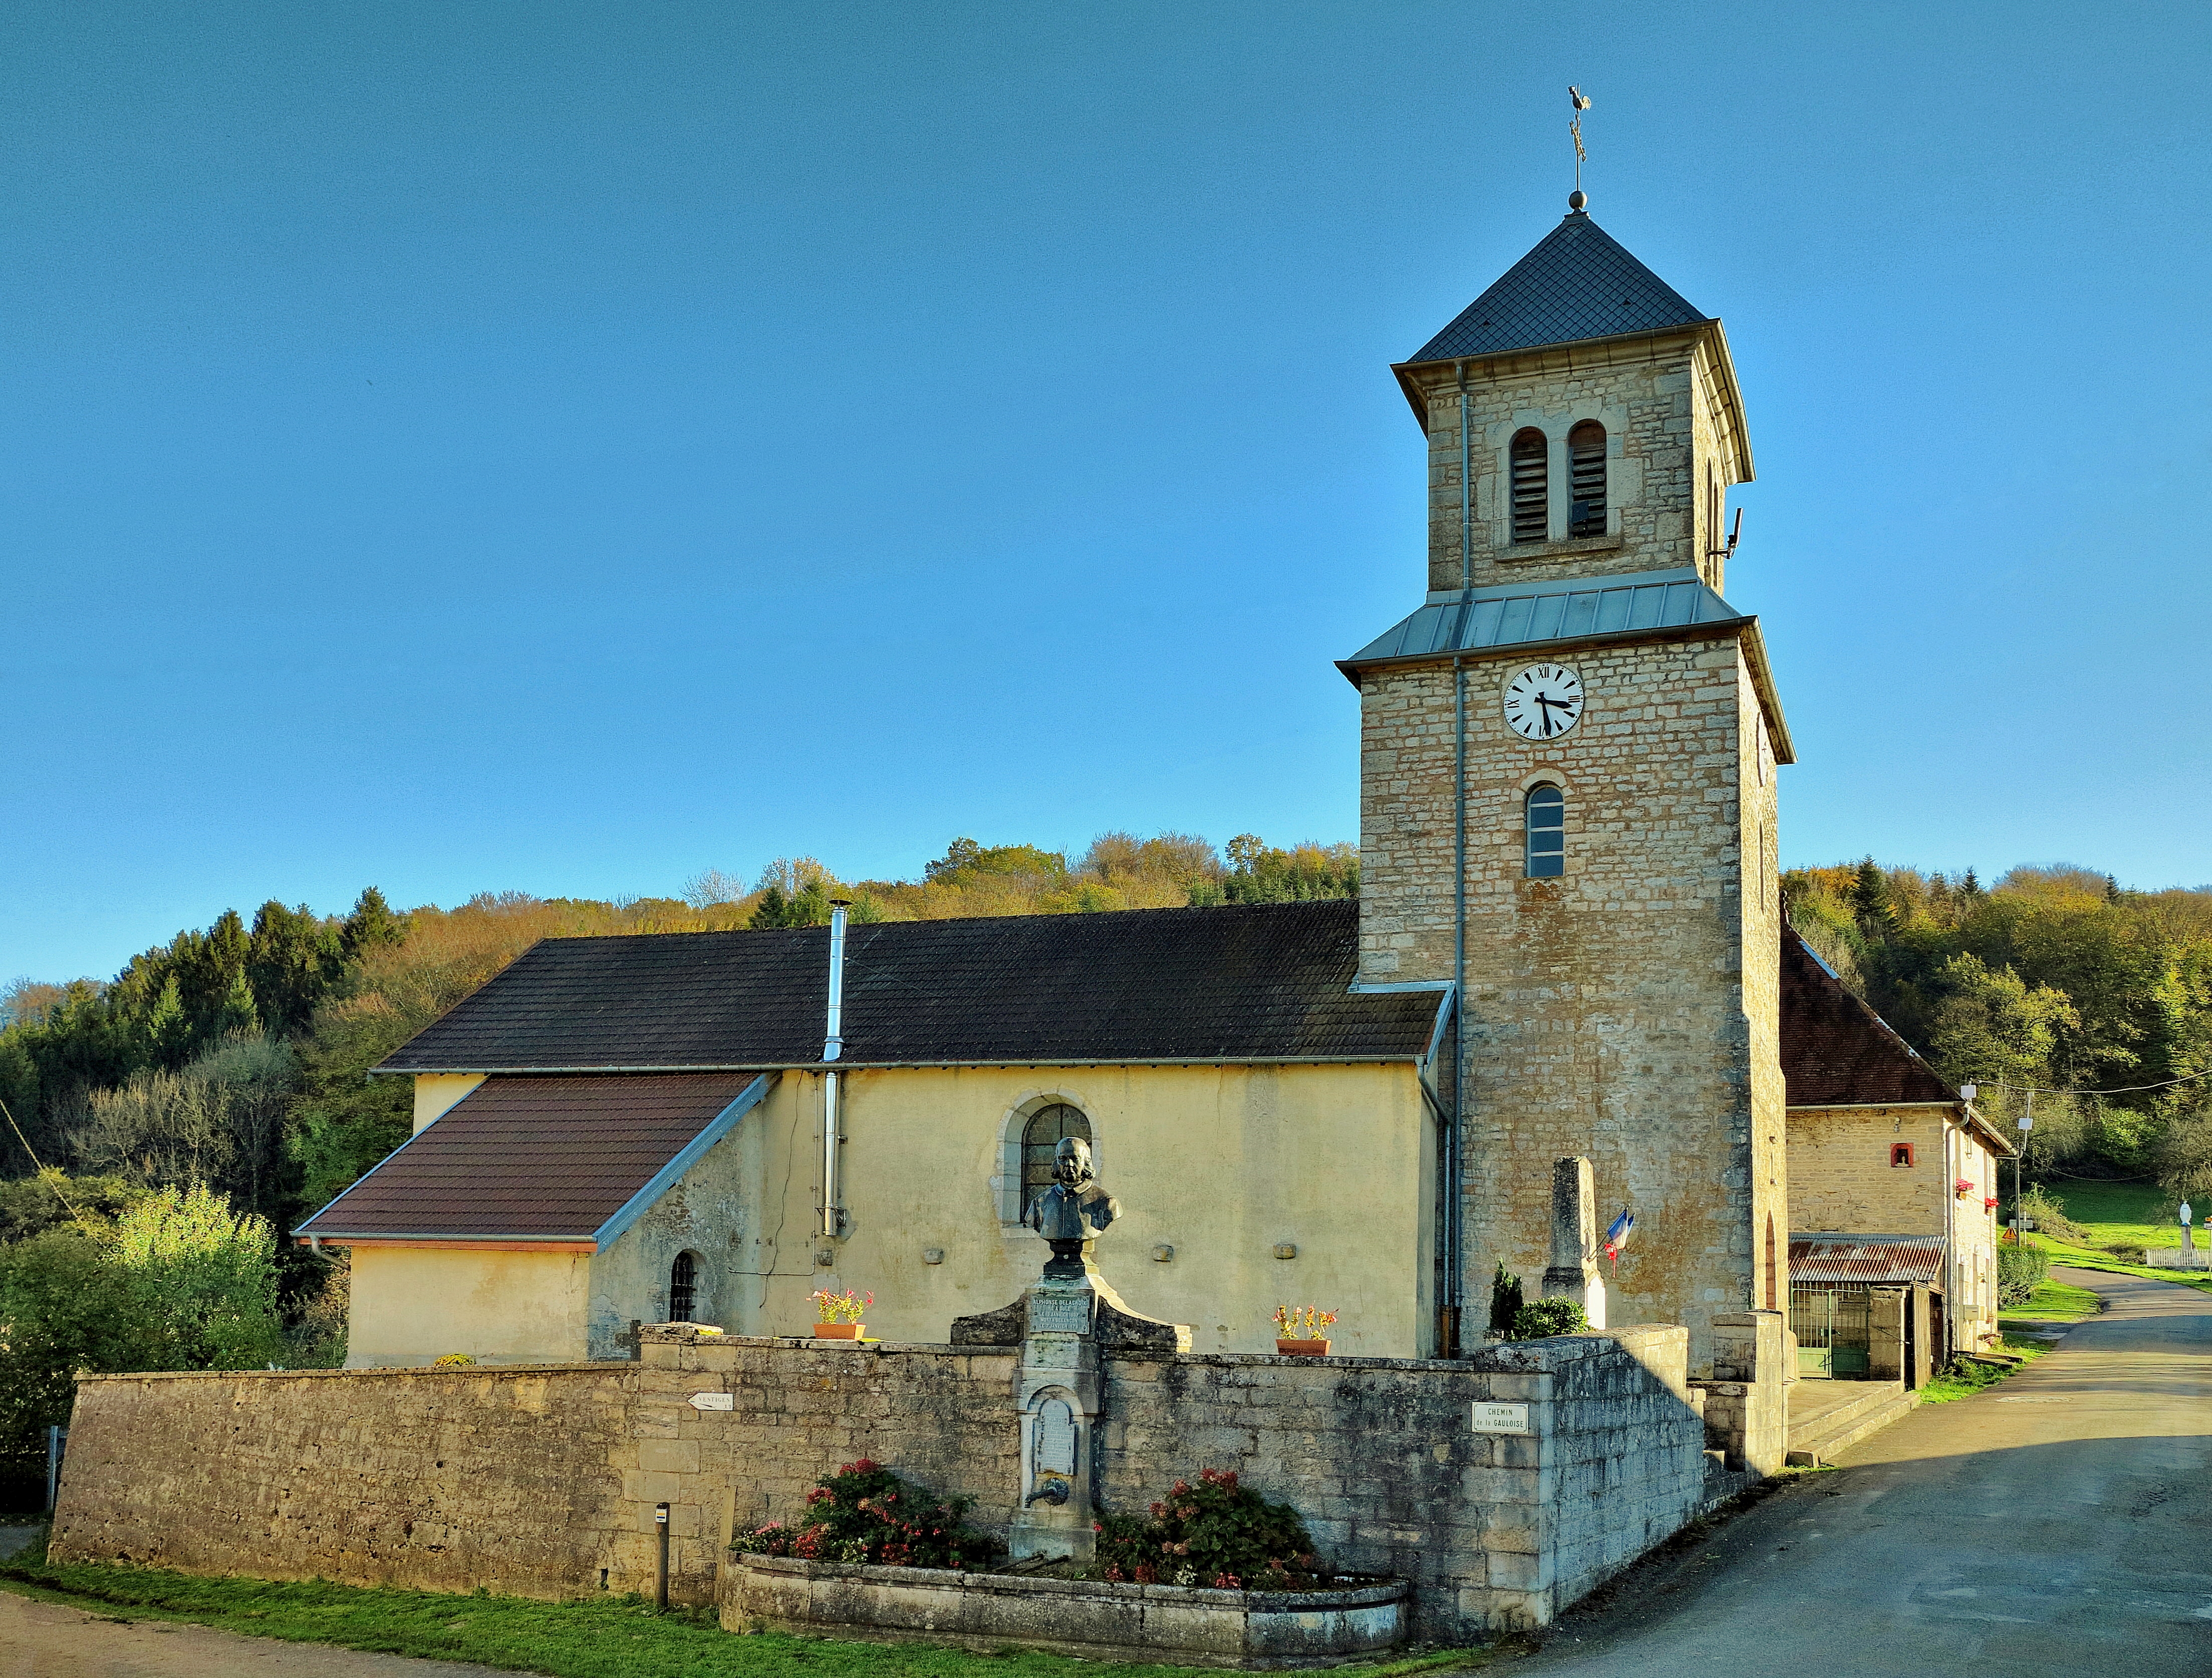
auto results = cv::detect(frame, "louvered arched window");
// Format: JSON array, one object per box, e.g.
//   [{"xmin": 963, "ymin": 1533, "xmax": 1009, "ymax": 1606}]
[
  {"xmin": 1509, "ymin": 429, "xmax": 1548, "ymax": 545},
  {"xmin": 1568, "ymin": 422, "xmax": 1606, "ymax": 538},
  {"xmin": 1525, "ymin": 784, "xmax": 1565, "ymax": 878}
]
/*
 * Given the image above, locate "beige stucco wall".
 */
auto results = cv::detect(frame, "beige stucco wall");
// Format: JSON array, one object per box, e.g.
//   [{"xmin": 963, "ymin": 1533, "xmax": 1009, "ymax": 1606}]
[
  {"xmin": 1356, "ymin": 633, "xmax": 1781, "ymax": 1373},
  {"xmin": 412, "ymin": 1073, "xmax": 485, "ymax": 1134},
  {"xmin": 347, "ymin": 1245, "xmax": 591, "ymax": 1367},
  {"xmin": 374, "ymin": 1060, "xmax": 1433, "ymax": 1363},
  {"xmin": 1785, "ymin": 1102, "xmax": 2003, "ymax": 1350},
  {"xmin": 737, "ymin": 1061, "xmax": 1435, "ymax": 1357}
]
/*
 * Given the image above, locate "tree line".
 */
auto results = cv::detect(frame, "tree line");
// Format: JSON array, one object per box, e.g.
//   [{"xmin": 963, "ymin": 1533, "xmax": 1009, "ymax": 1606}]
[{"xmin": 1784, "ymin": 862, "xmax": 2212, "ymax": 1203}]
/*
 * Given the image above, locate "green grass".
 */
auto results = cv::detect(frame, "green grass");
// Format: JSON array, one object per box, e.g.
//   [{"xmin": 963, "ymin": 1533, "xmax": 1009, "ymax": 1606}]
[
  {"xmin": 0, "ymin": 1545, "xmax": 1502, "ymax": 1677},
  {"xmin": 1999, "ymin": 1277, "xmax": 2103, "ymax": 1325},
  {"xmin": 2013, "ymin": 1178, "xmax": 2212, "ymax": 1299},
  {"xmin": 1917, "ymin": 1335, "xmax": 2049, "ymax": 1404}
]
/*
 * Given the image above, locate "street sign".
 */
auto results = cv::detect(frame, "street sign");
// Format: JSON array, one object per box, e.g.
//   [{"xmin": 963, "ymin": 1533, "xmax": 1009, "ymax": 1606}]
[
  {"xmin": 690, "ymin": 1391, "xmax": 735, "ymax": 1411},
  {"xmin": 1471, "ymin": 1402, "xmax": 1531, "ymax": 1434}
]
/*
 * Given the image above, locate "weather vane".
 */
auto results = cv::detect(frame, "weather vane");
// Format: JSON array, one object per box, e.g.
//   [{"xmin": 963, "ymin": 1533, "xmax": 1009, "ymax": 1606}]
[{"xmin": 1568, "ymin": 85, "xmax": 1591, "ymax": 209}]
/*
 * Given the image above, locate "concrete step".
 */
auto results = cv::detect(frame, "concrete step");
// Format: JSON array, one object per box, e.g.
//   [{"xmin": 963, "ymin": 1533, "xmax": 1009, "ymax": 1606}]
[
  {"xmin": 1787, "ymin": 1378, "xmax": 1903, "ymax": 1443},
  {"xmin": 1787, "ymin": 1386, "xmax": 1920, "ymax": 1465}
]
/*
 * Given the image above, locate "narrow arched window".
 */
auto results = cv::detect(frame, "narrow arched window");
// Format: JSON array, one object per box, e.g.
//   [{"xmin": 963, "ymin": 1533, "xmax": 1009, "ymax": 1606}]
[
  {"xmin": 1568, "ymin": 422, "xmax": 1605, "ymax": 538},
  {"xmin": 669, "ymin": 1251, "xmax": 698, "ymax": 1321},
  {"xmin": 1525, "ymin": 784, "xmax": 1564, "ymax": 878},
  {"xmin": 1022, "ymin": 1103, "xmax": 1092, "ymax": 1210},
  {"xmin": 1509, "ymin": 429, "xmax": 1548, "ymax": 545}
]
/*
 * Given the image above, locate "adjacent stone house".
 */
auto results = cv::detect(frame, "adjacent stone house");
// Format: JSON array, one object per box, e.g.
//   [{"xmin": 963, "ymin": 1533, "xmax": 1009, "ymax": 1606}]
[{"xmin": 1780, "ymin": 926, "xmax": 2012, "ymax": 1362}]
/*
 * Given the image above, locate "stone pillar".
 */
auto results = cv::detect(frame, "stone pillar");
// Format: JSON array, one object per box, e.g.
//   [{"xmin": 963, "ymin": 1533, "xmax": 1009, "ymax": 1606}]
[
  {"xmin": 1697, "ymin": 1310, "xmax": 1789, "ymax": 1476},
  {"xmin": 1541, "ymin": 1157, "xmax": 1606, "ymax": 1330},
  {"xmin": 1009, "ymin": 1265, "xmax": 1104, "ymax": 1562}
]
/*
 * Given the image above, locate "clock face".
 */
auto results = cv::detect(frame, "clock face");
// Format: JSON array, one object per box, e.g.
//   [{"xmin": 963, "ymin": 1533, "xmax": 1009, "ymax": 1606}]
[{"xmin": 1503, "ymin": 663, "xmax": 1585, "ymax": 741}]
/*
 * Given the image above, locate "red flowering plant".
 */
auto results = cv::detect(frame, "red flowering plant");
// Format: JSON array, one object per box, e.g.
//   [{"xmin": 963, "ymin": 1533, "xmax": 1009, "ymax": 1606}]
[
  {"xmin": 1094, "ymin": 1468, "xmax": 1322, "ymax": 1592},
  {"xmin": 729, "ymin": 1460, "xmax": 1000, "ymax": 1571}
]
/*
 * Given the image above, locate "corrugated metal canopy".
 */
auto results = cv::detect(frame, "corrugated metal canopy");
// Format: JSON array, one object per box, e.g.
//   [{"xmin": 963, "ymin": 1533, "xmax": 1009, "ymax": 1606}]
[
  {"xmin": 1789, "ymin": 1235, "xmax": 1948, "ymax": 1287},
  {"xmin": 1340, "ymin": 567, "xmax": 1744, "ymax": 672}
]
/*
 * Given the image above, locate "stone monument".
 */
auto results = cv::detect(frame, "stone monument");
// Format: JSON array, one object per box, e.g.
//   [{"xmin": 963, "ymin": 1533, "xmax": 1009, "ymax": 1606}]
[
  {"xmin": 1541, "ymin": 1156, "xmax": 1607, "ymax": 1330},
  {"xmin": 950, "ymin": 1136, "xmax": 1188, "ymax": 1561}
]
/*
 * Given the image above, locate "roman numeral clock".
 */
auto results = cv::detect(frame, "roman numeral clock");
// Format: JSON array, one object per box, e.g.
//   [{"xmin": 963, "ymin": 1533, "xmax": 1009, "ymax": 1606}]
[{"xmin": 1503, "ymin": 663, "xmax": 1584, "ymax": 741}]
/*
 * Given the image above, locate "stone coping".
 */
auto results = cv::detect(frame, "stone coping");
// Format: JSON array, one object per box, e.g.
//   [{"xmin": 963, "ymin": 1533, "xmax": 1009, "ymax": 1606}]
[
  {"xmin": 75, "ymin": 1322, "xmax": 1681, "ymax": 1383},
  {"xmin": 734, "ymin": 1553, "xmax": 1409, "ymax": 1612}
]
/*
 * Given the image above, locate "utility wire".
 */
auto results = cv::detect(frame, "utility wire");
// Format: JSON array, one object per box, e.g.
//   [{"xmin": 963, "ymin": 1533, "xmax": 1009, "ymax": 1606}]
[
  {"xmin": 1969, "ymin": 1066, "xmax": 2212, "ymax": 1099},
  {"xmin": 0, "ymin": 1095, "xmax": 101, "ymax": 1235}
]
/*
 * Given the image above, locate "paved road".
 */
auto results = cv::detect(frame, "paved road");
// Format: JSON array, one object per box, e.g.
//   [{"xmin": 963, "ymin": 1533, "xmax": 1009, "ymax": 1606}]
[{"xmin": 1523, "ymin": 1268, "xmax": 2212, "ymax": 1676}]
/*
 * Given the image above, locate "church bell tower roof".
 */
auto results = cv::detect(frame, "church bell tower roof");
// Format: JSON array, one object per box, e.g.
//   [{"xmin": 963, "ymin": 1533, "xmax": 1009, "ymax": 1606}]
[{"xmin": 1404, "ymin": 208, "xmax": 1709, "ymax": 365}]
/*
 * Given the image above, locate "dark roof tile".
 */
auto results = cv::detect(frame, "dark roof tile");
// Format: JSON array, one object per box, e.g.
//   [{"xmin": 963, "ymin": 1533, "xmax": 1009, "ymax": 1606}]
[
  {"xmin": 1406, "ymin": 212, "xmax": 1707, "ymax": 364},
  {"xmin": 375, "ymin": 901, "xmax": 1438, "ymax": 1073},
  {"xmin": 1779, "ymin": 925, "xmax": 1957, "ymax": 1107}
]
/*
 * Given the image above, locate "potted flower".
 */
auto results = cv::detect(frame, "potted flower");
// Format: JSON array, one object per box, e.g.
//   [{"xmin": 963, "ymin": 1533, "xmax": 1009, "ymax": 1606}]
[
  {"xmin": 1272, "ymin": 1305, "xmax": 1336, "ymax": 1356},
  {"xmin": 811, "ymin": 1288, "xmax": 872, "ymax": 1339},
  {"xmin": 1955, "ymin": 1177, "xmax": 1975, "ymax": 1198}
]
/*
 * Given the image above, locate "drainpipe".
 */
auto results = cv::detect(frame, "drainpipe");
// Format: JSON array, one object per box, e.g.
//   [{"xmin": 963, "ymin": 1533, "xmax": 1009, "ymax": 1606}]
[
  {"xmin": 1447, "ymin": 653, "xmax": 1468, "ymax": 1355},
  {"xmin": 819, "ymin": 900, "xmax": 851, "ymax": 1239}
]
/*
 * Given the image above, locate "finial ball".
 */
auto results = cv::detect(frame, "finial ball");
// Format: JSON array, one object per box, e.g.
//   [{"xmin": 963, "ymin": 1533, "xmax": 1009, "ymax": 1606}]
[{"xmin": 1568, "ymin": 190, "xmax": 1587, "ymax": 212}]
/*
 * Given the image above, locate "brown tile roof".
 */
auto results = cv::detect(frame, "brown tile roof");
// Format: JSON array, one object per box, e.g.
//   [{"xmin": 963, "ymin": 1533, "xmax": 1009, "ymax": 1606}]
[
  {"xmin": 1779, "ymin": 924, "xmax": 1959, "ymax": 1108},
  {"xmin": 296, "ymin": 1072, "xmax": 768, "ymax": 1243},
  {"xmin": 373, "ymin": 901, "xmax": 1441, "ymax": 1075}
]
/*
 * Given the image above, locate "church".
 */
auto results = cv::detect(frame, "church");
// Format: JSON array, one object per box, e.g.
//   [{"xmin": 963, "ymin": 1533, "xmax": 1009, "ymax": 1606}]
[{"xmin": 301, "ymin": 197, "xmax": 1973, "ymax": 1379}]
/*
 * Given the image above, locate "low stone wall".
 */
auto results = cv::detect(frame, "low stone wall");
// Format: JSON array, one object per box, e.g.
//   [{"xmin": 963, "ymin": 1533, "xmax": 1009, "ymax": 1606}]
[
  {"xmin": 725, "ymin": 1555, "xmax": 1409, "ymax": 1668},
  {"xmin": 52, "ymin": 1324, "xmax": 1712, "ymax": 1640}
]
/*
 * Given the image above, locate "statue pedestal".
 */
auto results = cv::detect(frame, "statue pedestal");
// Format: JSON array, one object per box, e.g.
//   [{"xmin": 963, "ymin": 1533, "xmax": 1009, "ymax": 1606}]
[{"xmin": 1009, "ymin": 1267, "xmax": 1104, "ymax": 1562}]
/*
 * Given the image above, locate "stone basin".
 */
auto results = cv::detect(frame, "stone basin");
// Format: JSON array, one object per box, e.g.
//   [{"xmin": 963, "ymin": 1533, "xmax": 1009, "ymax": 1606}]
[{"xmin": 722, "ymin": 1553, "xmax": 1409, "ymax": 1669}]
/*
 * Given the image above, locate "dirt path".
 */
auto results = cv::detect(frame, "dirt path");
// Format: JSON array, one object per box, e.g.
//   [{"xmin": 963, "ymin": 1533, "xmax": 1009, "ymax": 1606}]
[
  {"xmin": 0, "ymin": 1590, "xmax": 531, "ymax": 1678},
  {"xmin": 1518, "ymin": 1268, "xmax": 2212, "ymax": 1676}
]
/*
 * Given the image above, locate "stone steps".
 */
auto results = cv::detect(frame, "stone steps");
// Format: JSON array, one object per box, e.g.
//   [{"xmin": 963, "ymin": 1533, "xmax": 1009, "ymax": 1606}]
[{"xmin": 1786, "ymin": 1379, "xmax": 1919, "ymax": 1466}]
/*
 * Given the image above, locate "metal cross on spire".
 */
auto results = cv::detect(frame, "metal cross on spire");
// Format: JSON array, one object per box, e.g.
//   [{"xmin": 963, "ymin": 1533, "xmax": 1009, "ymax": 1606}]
[{"xmin": 1568, "ymin": 85, "xmax": 1591, "ymax": 209}]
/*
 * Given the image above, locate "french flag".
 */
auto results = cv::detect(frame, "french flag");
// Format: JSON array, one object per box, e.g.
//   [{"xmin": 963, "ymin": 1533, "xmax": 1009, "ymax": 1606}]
[{"xmin": 1602, "ymin": 1208, "xmax": 1634, "ymax": 1272}]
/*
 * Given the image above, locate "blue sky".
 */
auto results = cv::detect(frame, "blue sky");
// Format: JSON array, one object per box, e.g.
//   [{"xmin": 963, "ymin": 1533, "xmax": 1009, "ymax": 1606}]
[{"xmin": 5, "ymin": 3, "xmax": 2207, "ymax": 983}]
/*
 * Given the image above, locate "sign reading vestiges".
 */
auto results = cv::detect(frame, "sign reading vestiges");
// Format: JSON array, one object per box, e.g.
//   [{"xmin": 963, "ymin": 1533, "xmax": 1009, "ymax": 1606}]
[
  {"xmin": 689, "ymin": 1392, "xmax": 735, "ymax": 1411},
  {"xmin": 1471, "ymin": 1402, "xmax": 1531, "ymax": 1434}
]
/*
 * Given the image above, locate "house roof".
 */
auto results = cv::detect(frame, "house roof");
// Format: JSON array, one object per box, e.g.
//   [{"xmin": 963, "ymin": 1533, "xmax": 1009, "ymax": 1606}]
[
  {"xmin": 1787, "ymin": 1234, "xmax": 1947, "ymax": 1287},
  {"xmin": 1403, "ymin": 210, "xmax": 1709, "ymax": 366},
  {"xmin": 372, "ymin": 900, "xmax": 1443, "ymax": 1075},
  {"xmin": 296, "ymin": 1072, "xmax": 772, "ymax": 1245},
  {"xmin": 1780, "ymin": 925, "xmax": 2016, "ymax": 1156}
]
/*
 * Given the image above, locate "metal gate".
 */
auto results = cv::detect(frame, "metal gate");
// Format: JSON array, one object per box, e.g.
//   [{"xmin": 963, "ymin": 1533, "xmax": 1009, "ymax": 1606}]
[{"xmin": 1791, "ymin": 1284, "xmax": 1871, "ymax": 1378}]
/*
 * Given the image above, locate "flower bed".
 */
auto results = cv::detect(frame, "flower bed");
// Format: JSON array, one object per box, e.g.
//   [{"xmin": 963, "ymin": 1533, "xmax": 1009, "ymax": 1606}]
[{"xmin": 720, "ymin": 1554, "xmax": 1407, "ymax": 1669}]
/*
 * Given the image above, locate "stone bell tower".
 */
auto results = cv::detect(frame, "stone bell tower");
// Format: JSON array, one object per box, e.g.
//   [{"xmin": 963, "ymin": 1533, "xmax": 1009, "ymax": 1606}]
[{"xmin": 1339, "ymin": 196, "xmax": 1792, "ymax": 1375}]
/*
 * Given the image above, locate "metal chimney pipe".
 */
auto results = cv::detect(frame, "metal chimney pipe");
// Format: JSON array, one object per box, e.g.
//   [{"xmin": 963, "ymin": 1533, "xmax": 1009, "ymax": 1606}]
[{"xmin": 820, "ymin": 900, "xmax": 851, "ymax": 1239}]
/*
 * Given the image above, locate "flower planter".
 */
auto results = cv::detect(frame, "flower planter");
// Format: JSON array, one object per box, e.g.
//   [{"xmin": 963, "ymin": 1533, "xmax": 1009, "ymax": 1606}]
[
  {"xmin": 812, "ymin": 1324, "xmax": 865, "ymax": 1340},
  {"xmin": 722, "ymin": 1554, "xmax": 1405, "ymax": 1669},
  {"xmin": 1274, "ymin": 1339, "xmax": 1331, "ymax": 1357}
]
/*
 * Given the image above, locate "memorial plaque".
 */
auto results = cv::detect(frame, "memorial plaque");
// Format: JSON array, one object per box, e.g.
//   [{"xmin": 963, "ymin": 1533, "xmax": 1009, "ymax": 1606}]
[
  {"xmin": 1028, "ymin": 1292, "xmax": 1092, "ymax": 1335},
  {"xmin": 1471, "ymin": 1401, "xmax": 1531, "ymax": 1434},
  {"xmin": 1034, "ymin": 1397, "xmax": 1077, "ymax": 1476}
]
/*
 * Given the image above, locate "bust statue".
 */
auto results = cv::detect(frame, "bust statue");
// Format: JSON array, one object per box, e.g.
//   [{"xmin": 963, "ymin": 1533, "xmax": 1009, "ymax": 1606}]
[{"xmin": 1024, "ymin": 1136, "xmax": 1119, "ymax": 1271}]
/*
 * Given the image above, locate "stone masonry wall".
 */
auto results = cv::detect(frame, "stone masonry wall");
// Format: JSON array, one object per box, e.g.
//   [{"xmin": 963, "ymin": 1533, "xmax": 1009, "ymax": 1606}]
[
  {"xmin": 52, "ymin": 1326, "xmax": 1709, "ymax": 1641},
  {"xmin": 1357, "ymin": 633, "xmax": 1780, "ymax": 1374},
  {"xmin": 1404, "ymin": 328, "xmax": 1742, "ymax": 595}
]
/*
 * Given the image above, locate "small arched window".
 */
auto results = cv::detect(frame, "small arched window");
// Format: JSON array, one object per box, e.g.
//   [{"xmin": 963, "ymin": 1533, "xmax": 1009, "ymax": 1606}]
[
  {"xmin": 1022, "ymin": 1104, "xmax": 1092, "ymax": 1211},
  {"xmin": 1525, "ymin": 784, "xmax": 1565, "ymax": 878},
  {"xmin": 1509, "ymin": 429, "xmax": 1548, "ymax": 545},
  {"xmin": 1568, "ymin": 422, "xmax": 1606, "ymax": 538},
  {"xmin": 1891, "ymin": 1143, "xmax": 1915, "ymax": 1168},
  {"xmin": 669, "ymin": 1251, "xmax": 698, "ymax": 1322}
]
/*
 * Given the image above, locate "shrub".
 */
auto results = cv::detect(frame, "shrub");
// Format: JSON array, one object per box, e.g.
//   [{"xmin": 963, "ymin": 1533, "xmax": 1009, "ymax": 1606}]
[
  {"xmin": 1095, "ymin": 1468, "xmax": 1321, "ymax": 1591},
  {"xmin": 1487, "ymin": 1262, "xmax": 1524, "ymax": 1335},
  {"xmin": 1511, "ymin": 1297, "xmax": 1589, "ymax": 1339},
  {"xmin": 2014, "ymin": 1185, "xmax": 2088, "ymax": 1246},
  {"xmin": 1996, "ymin": 1243, "xmax": 2049, "ymax": 1307},
  {"xmin": 729, "ymin": 1460, "xmax": 998, "ymax": 1571}
]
